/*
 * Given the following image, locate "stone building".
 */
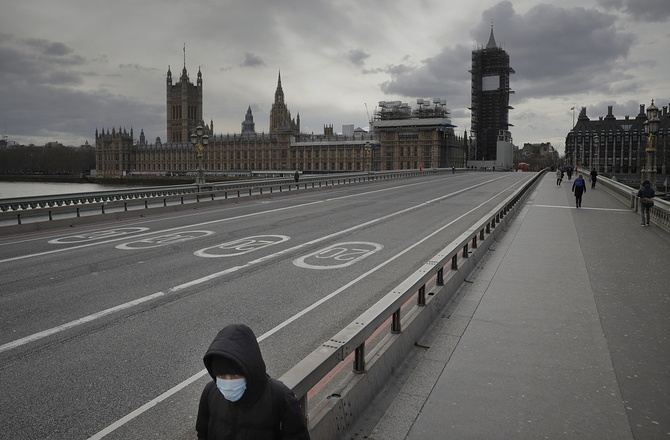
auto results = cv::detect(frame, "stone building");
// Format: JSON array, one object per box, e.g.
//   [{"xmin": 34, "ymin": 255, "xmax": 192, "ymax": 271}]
[
  {"xmin": 95, "ymin": 60, "xmax": 467, "ymax": 178},
  {"xmin": 166, "ymin": 61, "xmax": 204, "ymax": 144},
  {"xmin": 565, "ymin": 104, "xmax": 670, "ymax": 176},
  {"xmin": 372, "ymin": 100, "xmax": 467, "ymax": 170}
]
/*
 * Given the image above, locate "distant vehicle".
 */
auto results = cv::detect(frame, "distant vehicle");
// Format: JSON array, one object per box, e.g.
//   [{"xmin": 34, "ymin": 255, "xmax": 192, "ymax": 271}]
[{"xmin": 517, "ymin": 162, "xmax": 531, "ymax": 172}]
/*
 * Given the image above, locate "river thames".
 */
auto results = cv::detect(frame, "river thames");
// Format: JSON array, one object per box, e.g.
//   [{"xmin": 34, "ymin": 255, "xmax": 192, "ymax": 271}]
[{"xmin": 0, "ymin": 181, "xmax": 133, "ymax": 199}]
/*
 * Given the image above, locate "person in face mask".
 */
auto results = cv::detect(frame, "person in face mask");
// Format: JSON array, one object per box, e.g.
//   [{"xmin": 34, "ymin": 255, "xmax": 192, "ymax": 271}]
[{"xmin": 196, "ymin": 324, "xmax": 310, "ymax": 440}]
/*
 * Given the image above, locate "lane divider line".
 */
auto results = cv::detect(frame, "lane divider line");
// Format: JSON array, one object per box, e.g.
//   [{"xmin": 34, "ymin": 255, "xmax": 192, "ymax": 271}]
[
  {"xmin": 1, "ymin": 175, "xmax": 527, "ymax": 355},
  {"xmin": 85, "ymin": 178, "xmax": 527, "ymax": 439}
]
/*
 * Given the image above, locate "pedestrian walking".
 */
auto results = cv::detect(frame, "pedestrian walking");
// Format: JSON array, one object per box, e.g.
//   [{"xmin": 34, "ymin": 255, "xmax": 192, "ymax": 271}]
[
  {"xmin": 590, "ymin": 169, "xmax": 598, "ymax": 188},
  {"xmin": 556, "ymin": 168, "xmax": 563, "ymax": 186},
  {"xmin": 566, "ymin": 167, "xmax": 573, "ymax": 181},
  {"xmin": 637, "ymin": 179, "xmax": 655, "ymax": 226},
  {"xmin": 572, "ymin": 174, "xmax": 586, "ymax": 208},
  {"xmin": 196, "ymin": 324, "xmax": 311, "ymax": 440}
]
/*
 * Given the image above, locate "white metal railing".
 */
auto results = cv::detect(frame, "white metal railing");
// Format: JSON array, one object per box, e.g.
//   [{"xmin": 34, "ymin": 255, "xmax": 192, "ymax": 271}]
[{"xmin": 0, "ymin": 169, "xmax": 443, "ymax": 228}]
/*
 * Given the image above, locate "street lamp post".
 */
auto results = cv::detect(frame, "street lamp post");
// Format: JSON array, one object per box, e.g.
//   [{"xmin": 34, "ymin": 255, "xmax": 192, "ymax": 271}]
[
  {"xmin": 589, "ymin": 132, "xmax": 593, "ymax": 171},
  {"xmin": 642, "ymin": 100, "xmax": 660, "ymax": 189},
  {"xmin": 190, "ymin": 125, "xmax": 209, "ymax": 185},
  {"xmin": 364, "ymin": 141, "xmax": 371, "ymax": 172},
  {"xmin": 593, "ymin": 134, "xmax": 600, "ymax": 174},
  {"xmin": 575, "ymin": 142, "xmax": 584, "ymax": 171}
]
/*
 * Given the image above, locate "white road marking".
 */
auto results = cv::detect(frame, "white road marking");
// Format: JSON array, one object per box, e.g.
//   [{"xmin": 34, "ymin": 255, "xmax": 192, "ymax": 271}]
[
  {"xmin": 86, "ymin": 179, "xmax": 525, "ymax": 439},
  {"xmin": 49, "ymin": 227, "xmax": 150, "ymax": 244},
  {"xmin": 293, "ymin": 242, "xmax": 383, "ymax": 269},
  {"xmin": 534, "ymin": 204, "xmax": 629, "ymax": 212},
  {"xmin": 2, "ymin": 175, "xmax": 522, "ymax": 355},
  {"xmin": 0, "ymin": 291, "xmax": 167, "ymax": 354},
  {"xmin": 194, "ymin": 235, "xmax": 290, "ymax": 257},
  {"xmin": 116, "ymin": 231, "xmax": 215, "ymax": 250}
]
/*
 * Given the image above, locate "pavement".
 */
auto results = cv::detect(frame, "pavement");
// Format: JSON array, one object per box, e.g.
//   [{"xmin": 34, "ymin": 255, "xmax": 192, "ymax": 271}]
[{"xmin": 368, "ymin": 173, "xmax": 670, "ymax": 440}]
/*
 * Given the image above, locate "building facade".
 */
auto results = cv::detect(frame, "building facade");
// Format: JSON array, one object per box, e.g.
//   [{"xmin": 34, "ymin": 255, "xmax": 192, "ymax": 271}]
[
  {"xmin": 470, "ymin": 26, "xmax": 515, "ymax": 161},
  {"xmin": 96, "ymin": 62, "xmax": 467, "ymax": 178},
  {"xmin": 166, "ymin": 62, "xmax": 205, "ymax": 144},
  {"xmin": 372, "ymin": 100, "xmax": 467, "ymax": 170},
  {"xmin": 565, "ymin": 104, "xmax": 670, "ymax": 177}
]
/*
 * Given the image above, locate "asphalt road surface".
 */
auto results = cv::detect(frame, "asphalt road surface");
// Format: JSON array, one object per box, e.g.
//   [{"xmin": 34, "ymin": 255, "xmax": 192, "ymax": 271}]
[{"xmin": 0, "ymin": 171, "xmax": 532, "ymax": 439}]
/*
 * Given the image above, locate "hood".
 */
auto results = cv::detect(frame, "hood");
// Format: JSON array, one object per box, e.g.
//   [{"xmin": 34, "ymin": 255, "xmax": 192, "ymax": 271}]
[{"xmin": 203, "ymin": 324, "xmax": 267, "ymax": 405}]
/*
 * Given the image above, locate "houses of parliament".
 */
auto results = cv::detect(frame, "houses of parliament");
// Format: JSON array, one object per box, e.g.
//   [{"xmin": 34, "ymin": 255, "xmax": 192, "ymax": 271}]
[{"xmin": 95, "ymin": 59, "xmax": 468, "ymax": 178}]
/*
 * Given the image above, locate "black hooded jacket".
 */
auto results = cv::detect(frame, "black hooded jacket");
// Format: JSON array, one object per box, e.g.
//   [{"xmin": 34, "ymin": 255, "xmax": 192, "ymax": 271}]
[{"xmin": 196, "ymin": 324, "xmax": 310, "ymax": 440}]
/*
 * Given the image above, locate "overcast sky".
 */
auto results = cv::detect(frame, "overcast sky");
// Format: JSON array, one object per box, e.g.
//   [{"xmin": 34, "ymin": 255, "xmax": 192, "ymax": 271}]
[{"xmin": 1, "ymin": 0, "xmax": 668, "ymax": 154}]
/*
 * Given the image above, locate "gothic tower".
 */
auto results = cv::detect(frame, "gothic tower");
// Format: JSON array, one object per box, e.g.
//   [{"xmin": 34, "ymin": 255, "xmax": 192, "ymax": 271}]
[
  {"xmin": 269, "ymin": 72, "xmax": 299, "ymax": 134},
  {"xmin": 166, "ymin": 47, "xmax": 203, "ymax": 143},
  {"xmin": 241, "ymin": 106, "xmax": 256, "ymax": 135},
  {"xmin": 470, "ymin": 26, "xmax": 515, "ymax": 161}
]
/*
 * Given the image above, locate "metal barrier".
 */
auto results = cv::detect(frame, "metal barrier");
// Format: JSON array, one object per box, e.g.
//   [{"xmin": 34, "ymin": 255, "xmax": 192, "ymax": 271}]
[
  {"xmin": 597, "ymin": 176, "xmax": 670, "ymax": 233},
  {"xmin": 0, "ymin": 169, "xmax": 443, "ymax": 230},
  {"xmin": 279, "ymin": 171, "xmax": 544, "ymax": 439}
]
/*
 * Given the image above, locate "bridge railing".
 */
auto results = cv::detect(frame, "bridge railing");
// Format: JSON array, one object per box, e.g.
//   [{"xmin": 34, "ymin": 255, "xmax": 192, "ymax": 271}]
[
  {"xmin": 279, "ymin": 171, "xmax": 545, "ymax": 439},
  {"xmin": 597, "ymin": 176, "xmax": 670, "ymax": 233},
  {"xmin": 0, "ymin": 169, "xmax": 444, "ymax": 230}
]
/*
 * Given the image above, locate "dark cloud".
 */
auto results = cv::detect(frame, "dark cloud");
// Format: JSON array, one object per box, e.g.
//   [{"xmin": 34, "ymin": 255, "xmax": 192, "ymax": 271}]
[
  {"xmin": 0, "ymin": 76, "xmax": 163, "ymax": 144},
  {"xmin": 240, "ymin": 52, "xmax": 266, "ymax": 68},
  {"xmin": 22, "ymin": 38, "xmax": 73, "ymax": 56},
  {"xmin": 0, "ymin": 0, "xmax": 666, "ymax": 147},
  {"xmin": 119, "ymin": 63, "xmax": 160, "ymax": 73},
  {"xmin": 479, "ymin": 2, "xmax": 634, "ymax": 83},
  {"xmin": 598, "ymin": 0, "xmax": 670, "ymax": 22},
  {"xmin": 1, "ymin": 35, "xmax": 88, "ymax": 89},
  {"xmin": 378, "ymin": 45, "xmax": 472, "ymax": 114},
  {"xmin": 379, "ymin": 1, "xmax": 638, "ymax": 112},
  {"xmin": 347, "ymin": 49, "xmax": 370, "ymax": 67},
  {"xmin": 0, "ymin": 34, "xmax": 162, "ymax": 144}
]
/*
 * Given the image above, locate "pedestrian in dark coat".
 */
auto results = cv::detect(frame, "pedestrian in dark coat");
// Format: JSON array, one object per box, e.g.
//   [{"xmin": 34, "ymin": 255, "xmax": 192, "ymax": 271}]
[
  {"xmin": 197, "ymin": 324, "xmax": 311, "ymax": 440},
  {"xmin": 590, "ymin": 169, "xmax": 598, "ymax": 188},
  {"xmin": 572, "ymin": 174, "xmax": 586, "ymax": 208},
  {"xmin": 637, "ymin": 179, "xmax": 655, "ymax": 226}
]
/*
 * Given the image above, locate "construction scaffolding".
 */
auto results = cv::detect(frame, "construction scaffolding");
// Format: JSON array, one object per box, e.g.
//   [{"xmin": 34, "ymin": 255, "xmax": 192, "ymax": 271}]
[{"xmin": 470, "ymin": 27, "xmax": 515, "ymax": 161}]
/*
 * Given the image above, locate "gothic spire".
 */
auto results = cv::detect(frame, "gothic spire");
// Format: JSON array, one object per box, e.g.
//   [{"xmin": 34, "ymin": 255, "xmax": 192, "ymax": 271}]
[
  {"xmin": 274, "ymin": 71, "xmax": 284, "ymax": 104},
  {"xmin": 181, "ymin": 44, "xmax": 188, "ymax": 81},
  {"xmin": 486, "ymin": 24, "xmax": 497, "ymax": 49},
  {"xmin": 486, "ymin": 23, "xmax": 498, "ymax": 49}
]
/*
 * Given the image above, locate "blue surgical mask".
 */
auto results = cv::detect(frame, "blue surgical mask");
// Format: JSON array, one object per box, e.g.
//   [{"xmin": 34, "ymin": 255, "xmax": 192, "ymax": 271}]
[{"xmin": 216, "ymin": 377, "xmax": 247, "ymax": 402}]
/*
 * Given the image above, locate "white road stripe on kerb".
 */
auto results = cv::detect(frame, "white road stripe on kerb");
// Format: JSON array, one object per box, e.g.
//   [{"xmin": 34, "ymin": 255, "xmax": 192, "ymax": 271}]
[
  {"xmin": 86, "ymin": 178, "xmax": 525, "ymax": 439},
  {"xmin": 534, "ymin": 204, "xmax": 629, "ymax": 212}
]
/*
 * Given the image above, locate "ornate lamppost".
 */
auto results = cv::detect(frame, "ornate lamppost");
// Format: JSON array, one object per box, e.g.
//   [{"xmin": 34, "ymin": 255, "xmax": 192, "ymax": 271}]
[
  {"xmin": 364, "ymin": 141, "xmax": 371, "ymax": 172},
  {"xmin": 190, "ymin": 125, "xmax": 209, "ymax": 185},
  {"xmin": 593, "ymin": 134, "xmax": 600, "ymax": 174},
  {"xmin": 642, "ymin": 100, "xmax": 660, "ymax": 189},
  {"xmin": 589, "ymin": 132, "xmax": 594, "ymax": 171}
]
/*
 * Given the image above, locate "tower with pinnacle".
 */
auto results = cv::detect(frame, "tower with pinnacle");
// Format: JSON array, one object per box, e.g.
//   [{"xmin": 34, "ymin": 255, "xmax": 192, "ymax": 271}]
[
  {"xmin": 470, "ymin": 26, "xmax": 515, "ymax": 161},
  {"xmin": 269, "ymin": 72, "xmax": 300, "ymax": 134},
  {"xmin": 166, "ymin": 46, "xmax": 204, "ymax": 143}
]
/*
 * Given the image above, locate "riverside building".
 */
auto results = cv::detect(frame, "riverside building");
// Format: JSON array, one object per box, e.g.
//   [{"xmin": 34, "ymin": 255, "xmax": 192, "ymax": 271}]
[
  {"xmin": 565, "ymin": 104, "xmax": 670, "ymax": 176},
  {"xmin": 95, "ymin": 59, "xmax": 467, "ymax": 178}
]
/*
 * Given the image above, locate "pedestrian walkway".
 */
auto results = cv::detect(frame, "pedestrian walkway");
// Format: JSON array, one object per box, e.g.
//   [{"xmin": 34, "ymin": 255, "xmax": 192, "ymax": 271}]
[{"xmin": 369, "ymin": 173, "xmax": 670, "ymax": 439}]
